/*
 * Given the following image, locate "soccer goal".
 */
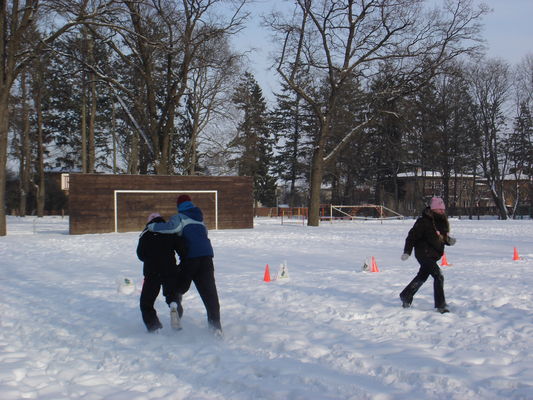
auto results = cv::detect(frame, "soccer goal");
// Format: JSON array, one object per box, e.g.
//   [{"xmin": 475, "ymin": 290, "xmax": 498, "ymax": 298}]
[
  {"xmin": 280, "ymin": 212, "xmax": 307, "ymax": 226},
  {"xmin": 325, "ymin": 204, "xmax": 404, "ymax": 222},
  {"xmin": 113, "ymin": 190, "xmax": 218, "ymax": 233}
]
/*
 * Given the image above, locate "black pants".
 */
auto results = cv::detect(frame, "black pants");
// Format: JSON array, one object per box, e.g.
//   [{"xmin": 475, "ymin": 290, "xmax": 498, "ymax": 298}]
[
  {"xmin": 400, "ymin": 257, "xmax": 446, "ymax": 308},
  {"xmin": 140, "ymin": 272, "xmax": 179, "ymax": 329},
  {"xmin": 177, "ymin": 256, "xmax": 221, "ymax": 330}
]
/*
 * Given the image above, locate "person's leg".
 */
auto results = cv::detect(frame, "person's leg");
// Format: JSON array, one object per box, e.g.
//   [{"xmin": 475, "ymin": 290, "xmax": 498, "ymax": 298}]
[
  {"xmin": 427, "ymin": 263, "xmax": 446, "ymax": 310},
  {"xmin": 191, "ymin": 257, "xmax": 221, "ymax": 330},
  {"xmin": 400, "ymin": 260, "xmax": 431, "ymax": 307},
  {"xmin": 171, "ymin": 263, "xmax": 195, "ymax": 318},
  {"xmin": 161, "ymin": 267, "xmax": 184, "ymax": 326},
  {"xmin": 162, "ymin": 268, "xmax": 179, "ymax": 304},
  {"xmin": 140, "ymin": 275, "xmax": 162, "ymax": 331}
]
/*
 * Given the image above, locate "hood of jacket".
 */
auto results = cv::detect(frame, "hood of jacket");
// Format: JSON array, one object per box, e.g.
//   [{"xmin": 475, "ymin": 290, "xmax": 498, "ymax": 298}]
[{"xmin": 177, "ymin": 203, "xmax": 204, "ymax": 222}]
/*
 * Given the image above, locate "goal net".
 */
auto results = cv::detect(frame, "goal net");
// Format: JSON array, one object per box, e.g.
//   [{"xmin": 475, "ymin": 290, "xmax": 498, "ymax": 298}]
[
  {"xmin": 323, "ymin": 204, "xmax": 404, "ymax": 221},
  {"xmin": 113, "ymin": 190, "xmax": 218, "ymax": 233}
]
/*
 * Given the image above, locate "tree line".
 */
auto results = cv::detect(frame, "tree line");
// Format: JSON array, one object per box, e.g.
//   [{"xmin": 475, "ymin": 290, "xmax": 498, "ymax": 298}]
[{"xmin": 1, "ymin": 0, "xmax": 532, "ymax": 235}]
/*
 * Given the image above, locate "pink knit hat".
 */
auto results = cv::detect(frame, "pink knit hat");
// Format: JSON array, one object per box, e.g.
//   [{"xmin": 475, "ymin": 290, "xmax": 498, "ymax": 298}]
[
  {"xmin": 147, "ymin": 212, "xmax": 162, "ymax": 223},
  {"xmin": 430, "ymin": 197, "xmax": 445, "ymax": 211}
]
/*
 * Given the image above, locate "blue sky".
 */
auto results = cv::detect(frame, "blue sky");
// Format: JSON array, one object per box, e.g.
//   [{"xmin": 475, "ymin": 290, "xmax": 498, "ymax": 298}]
[
  {"xmin": 482, "ymin": 0, "xmax": 533, "ymax": 62},
  {"xmin": 232, "ymin": 0, "xmax": 533, "ymax": 100}
]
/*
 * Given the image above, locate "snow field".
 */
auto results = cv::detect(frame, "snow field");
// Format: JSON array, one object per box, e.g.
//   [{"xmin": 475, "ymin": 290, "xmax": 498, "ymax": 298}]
[{"xmin": 0, "ymin": 216, "xmax": 532, "ymax": 399}]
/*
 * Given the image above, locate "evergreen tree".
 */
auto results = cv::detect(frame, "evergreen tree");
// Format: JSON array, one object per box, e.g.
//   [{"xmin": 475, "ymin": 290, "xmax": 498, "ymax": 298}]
[
  {"xmin": 507, "ymin": 103, "xmax": 533, "ymax": 215},
  {"xmin": 43, "ymin": 34, "xmax": 115, "ymax": 172},
  {"xmin": 509, "ymin": 103, "xmax": 533, "ymax": 175},
  {"xmin": 230, "ymin": 72, "xmax": 277, "ymax": 206},
  {"xmin": 270, "ymin": 82, "xmax": 315, "ymax": 206},
  {"xmin": 409, "ymin": 65, "xmax": 479, "ymax": 210}
]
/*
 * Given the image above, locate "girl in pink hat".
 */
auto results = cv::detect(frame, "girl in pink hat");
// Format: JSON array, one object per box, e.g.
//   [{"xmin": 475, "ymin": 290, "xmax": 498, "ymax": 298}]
[{"xmin": 399, "ymin": 197, "xmax": 456, "ymax": 313}]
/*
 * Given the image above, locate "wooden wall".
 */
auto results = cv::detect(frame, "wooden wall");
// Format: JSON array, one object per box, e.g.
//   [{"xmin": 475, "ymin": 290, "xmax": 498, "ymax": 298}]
[{"xmin": 68, "ymin": 174, "xmax": 253, "ymax": 234}]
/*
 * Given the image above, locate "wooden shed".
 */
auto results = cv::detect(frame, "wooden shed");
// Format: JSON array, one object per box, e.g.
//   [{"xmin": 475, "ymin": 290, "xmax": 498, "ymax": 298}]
[{"xmin": 67, "ymin": 174, "xmax": 253, "ymax": 234}]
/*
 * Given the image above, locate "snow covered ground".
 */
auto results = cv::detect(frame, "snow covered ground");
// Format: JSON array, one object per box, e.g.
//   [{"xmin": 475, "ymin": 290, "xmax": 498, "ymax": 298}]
[{"xmin": 1, "ymin": 215, "xmax": 532, "ymax": 400}]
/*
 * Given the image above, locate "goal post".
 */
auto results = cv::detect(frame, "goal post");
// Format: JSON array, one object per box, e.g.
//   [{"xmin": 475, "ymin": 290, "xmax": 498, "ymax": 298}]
[{"xmin": 113, "ymin": 190, "xmax": 218, "ymax": 233}]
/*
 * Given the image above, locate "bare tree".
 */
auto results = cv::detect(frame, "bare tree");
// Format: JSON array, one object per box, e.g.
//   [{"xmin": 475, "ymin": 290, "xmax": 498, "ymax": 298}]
[
  {"xmin": 0, "ymin": 0, "xmax": 119, "ymax": 235},
  {"xmin": 78, "ymin": 0, "xmax": 248, "ymax": 174},
  {"xmin": 468, "ymin": 59, "xmax": 512, "ymax": 219},
  {"xmin": 183, "ymin": 35, "xmax": 243, "ymax": 174},
  {"xmin": 514, "ymin": 54, "xmax": 533, "ymax": 112},
  {"xmin": 267, "ymin": 0, "xmax": 487, "ymax": 225}
]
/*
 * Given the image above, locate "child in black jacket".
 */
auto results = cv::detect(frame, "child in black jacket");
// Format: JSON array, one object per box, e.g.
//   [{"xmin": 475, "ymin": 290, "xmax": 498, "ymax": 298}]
[
  {"xmin": 400, "ymin": 197, "xmax": 456, "ymax": 313},
  {"xmin": 137, "ymin": 213, "xmax": 187, "ymax": 332},
  {"xmin": 148, "ymin": 195, "xmax": 222, "ymax": 337}
]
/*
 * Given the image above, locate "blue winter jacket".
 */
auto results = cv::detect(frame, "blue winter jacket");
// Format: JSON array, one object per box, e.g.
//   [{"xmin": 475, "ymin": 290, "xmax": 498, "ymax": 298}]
[{"xmin": 148, "ymin": 201, "xmax": 214, "ymax": 259}]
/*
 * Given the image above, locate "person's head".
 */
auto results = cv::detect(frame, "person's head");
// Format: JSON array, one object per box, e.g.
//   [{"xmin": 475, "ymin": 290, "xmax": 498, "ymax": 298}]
[
  {"xmin": 430, "ymin": 197, "xmax": 446, "ymax": 215},
  {"xmin": 176, "ymin": 194, "xmax": 194, "ymax": 212},
  {"xmin": 147, "ymin": 212, "xmax": 164, "ymax": 223},
  {"xmin": 177, "ymin": 194, "xmax": 191, "ymax": 206}
]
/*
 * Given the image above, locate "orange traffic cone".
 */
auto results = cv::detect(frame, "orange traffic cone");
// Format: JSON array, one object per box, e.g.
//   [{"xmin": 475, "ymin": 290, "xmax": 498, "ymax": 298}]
[
  {"xmin": 370, "ymin": 256, "xmax": 379, "ymax": 272},
  {"xmin": 263, "ymin": 264, "xmax": 271, "ymax": 282},
  {"xmin": 513, "ymin": 247, "xmax": 520, "ymax": 261},
  {"xmin": 440, "ymin": 253, "xmax": 449, "ymax": 266}
]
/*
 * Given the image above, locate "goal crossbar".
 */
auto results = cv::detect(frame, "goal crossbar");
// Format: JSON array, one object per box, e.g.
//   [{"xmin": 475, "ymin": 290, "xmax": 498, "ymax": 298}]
[{"xmin": 114, "ymin": 190, "xmax": 218, "ymax": 232}]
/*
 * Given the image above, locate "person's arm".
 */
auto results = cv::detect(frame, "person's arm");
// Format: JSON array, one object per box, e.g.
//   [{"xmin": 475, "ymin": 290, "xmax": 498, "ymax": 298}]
[
  {"xmin": 403, "ymin": 220, "xmax": 422, "ymax": 255},
  {"xmin": 136, "ymin": 230, "xmax": 148, "ymax": 261},
  {"xmin": 173, "ymin": 235, "xmax": 188, "ymax": 262},
  {"xmin": 148, "ymin": 214, "xmax": 184, "ymax": 234},
  {"xmin": 444, "ymin": 233, "xmax": 457, "ymax": 246}
]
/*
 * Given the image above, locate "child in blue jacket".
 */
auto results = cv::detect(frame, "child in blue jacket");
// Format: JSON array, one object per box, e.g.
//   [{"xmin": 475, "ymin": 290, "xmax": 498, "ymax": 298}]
[{"xmin": 148, "ymin": 195, "xmax": 222, "ymax": 336}]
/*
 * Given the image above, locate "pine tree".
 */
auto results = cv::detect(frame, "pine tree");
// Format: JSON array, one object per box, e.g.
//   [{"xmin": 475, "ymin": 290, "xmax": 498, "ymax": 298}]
[
  {"xmin": 408, "ymin": 65, "xmax": 480, "ymax": 210},
  {"xmin": 509, "ymin": 103, "xmax": 533, "ymax": 175},
  {"xmin": 270, "ymin": 83, "xmax": 315, "ymax": 206},
  {"xmin": 43, "ymin": 34, "xmax": 115, "ymax": 172},
  {"xmin": 507, "ymin": 103, "xmax": 533, "ymax": 215},
  {"xmin": 230, "ymin": 72, "xmax": 277, "ymax": 206}
]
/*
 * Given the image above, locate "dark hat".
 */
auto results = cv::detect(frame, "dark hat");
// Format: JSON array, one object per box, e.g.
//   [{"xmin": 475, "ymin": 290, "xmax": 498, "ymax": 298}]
[{"xmin": 177, "ymin": 194, "xmax": 192, "ymax": 206}]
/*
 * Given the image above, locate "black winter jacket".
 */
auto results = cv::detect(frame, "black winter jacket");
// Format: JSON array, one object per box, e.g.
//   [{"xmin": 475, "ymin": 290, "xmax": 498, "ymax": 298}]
[
  {"xmin": 403, "ymin": 207, "xmax": 452, "ymax": 261},
  {"xmin": 137, "ymin": 219, "xmax": 187, "ymax": 277}
]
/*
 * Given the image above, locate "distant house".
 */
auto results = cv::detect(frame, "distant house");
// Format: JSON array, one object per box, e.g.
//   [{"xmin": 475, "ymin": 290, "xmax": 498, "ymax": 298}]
[{"xmin": 379, "ymin": 170, "xmax": 532, "ymax": 217}]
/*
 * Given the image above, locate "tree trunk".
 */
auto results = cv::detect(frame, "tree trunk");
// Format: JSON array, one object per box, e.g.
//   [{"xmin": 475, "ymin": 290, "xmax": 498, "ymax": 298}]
[
  {"xmin": 19, "ymin": 72, "xmax": 32, "ymax": 216},
  {"xmin": 488, "ymin": 181, "xmax": 508, "ymax": 220},
  {"xmin": 308, "ymin": 145, "xmax": 325, "ymax": 226},
  {"xmin": 88, "ymin": 34, "xmax": 97, "ymax": 173},
  {"xmin": 88, "ymin": 75, "xmax": 97, "ymax": 172},
  {"xmin": 111, "ymin": 100, "xmax": 117, "ymax": 173},
  {"xmin": 0, "ymin": 89, "xmax": 9, "ymax": 236},
  {"xmin": 469, "ymin": 166, "xmax": 477, "ymax": 219},
  {"xmin": 127, "ymin": 131, "xmax": 139, "ymax": 174},
  {"xmin": 35, "ymin": 80, "xmax": 45, "ymax": 217},
  {"xmin": 186, "ymin": 114, "xmax": 200, "ymax": 175},
  {"xmin": 81, "ymin": 84, "xmax": 87, "ymax": 172}
]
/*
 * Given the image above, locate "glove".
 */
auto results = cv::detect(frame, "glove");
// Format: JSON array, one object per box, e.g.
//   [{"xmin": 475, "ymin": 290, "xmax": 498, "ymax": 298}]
[
  {"xmin": 401, "ymin": 253, "xmax": 409, "ymax": 261},
  {"xmin": 447, "ymin": 236, "xmax": 456, "ymax": 246}
]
